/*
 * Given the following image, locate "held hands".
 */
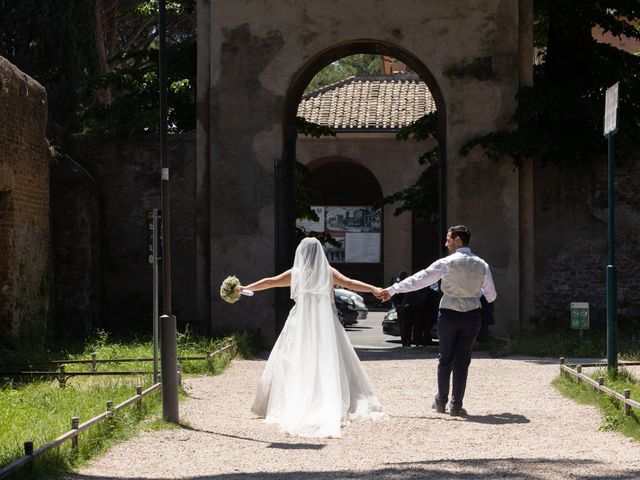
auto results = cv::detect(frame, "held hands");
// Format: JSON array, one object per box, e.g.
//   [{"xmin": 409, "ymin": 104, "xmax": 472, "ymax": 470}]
[{"xmin": 373, "ymin": 287, "xmax": 392, "ymax": 302}]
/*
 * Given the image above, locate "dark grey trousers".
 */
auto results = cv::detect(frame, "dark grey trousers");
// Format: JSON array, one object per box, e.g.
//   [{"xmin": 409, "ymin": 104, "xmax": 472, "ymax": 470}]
[{"xmin": 435, "ymin": 308, "xmax": 481, "ymax": 408}]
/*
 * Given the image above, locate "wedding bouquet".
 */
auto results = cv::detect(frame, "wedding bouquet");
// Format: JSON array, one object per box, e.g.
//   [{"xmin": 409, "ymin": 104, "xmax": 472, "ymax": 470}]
[{"xmin": 220, "ymin": 275, "xmax": 241, "ymax": 304}]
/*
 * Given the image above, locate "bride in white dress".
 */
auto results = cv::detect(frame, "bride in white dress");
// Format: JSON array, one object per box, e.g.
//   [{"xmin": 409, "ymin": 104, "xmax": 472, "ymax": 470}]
[{"xmin": 235, "ymin": 237, "xmax": 387, "ymax": 438}]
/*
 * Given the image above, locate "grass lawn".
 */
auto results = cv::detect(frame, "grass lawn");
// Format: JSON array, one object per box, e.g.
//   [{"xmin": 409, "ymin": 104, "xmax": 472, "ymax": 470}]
[
  {"xmin": 554, "ymin": 366, "xmax": 640, "ymax": 442},
  {"xmin": 0, "ymin": 329, "xmax": 251, "ymax": 479}
]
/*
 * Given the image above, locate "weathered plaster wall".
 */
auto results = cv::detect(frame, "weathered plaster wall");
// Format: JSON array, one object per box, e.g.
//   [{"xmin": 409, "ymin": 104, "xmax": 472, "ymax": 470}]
[
  {"xmin": 203, "ymin": 0, "xmax": 530, "ymax": 340},
  {"xmin": 0, "ymin": 57, "xmax": 49, "ymax": 343}
]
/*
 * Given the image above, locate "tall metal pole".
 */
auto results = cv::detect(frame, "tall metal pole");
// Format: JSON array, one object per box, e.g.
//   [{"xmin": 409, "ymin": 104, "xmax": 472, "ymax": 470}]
[
  {"xmin": 606, "ymin": 130, "xmax": 617, "ymax": 372},
  {"xmin": 159, "ymin": 0, "xmax": 179, "ymax": 421},
  {"xmin": 152, "ymin": 209, "xmax": 159, "ymax": 383}
]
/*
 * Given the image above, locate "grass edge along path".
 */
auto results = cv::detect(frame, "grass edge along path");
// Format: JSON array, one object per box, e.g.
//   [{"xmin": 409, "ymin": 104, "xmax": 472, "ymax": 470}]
[
  {"xmin": 554, "ymin": 367, "xmax": 640, "ymax": 443},
  {"xmin": 1, "ymin": 331, "xmax": 248, "ymax": 479}
]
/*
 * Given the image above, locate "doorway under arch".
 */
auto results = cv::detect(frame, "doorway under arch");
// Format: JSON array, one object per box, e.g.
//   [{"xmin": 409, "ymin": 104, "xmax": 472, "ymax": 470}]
[
  {"xmin": 277, "ymin": 40, "xmax": 447, "ymax": 327},
  {"xmin": 301, "ymin": 159, "xmax": 385, "ymax": 286}
]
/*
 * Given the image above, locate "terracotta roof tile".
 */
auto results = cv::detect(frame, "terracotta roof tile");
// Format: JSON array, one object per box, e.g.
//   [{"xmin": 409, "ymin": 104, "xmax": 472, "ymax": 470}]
[{"xmin": 298, "ymin": 74, "xmax": 436, "ymax": 130}]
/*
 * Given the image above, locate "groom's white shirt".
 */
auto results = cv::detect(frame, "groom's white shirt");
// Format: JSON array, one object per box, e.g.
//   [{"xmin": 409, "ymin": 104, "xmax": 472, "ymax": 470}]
[{"xmin": 388, "ymin": 247, "xmax": 497, "ymax": 312}]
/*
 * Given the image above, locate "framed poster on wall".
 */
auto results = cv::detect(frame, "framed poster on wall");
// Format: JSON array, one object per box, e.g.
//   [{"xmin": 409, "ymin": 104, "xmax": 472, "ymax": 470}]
[
  {"xmin": 297, "ymin": 205, "xmax": 381, "ymax": 264},
  {"xmin": 345, "ymin": 232, "xmax": 381, "ymax": 263},
  {"xmin": 325, "ymin": 206, "xmax": 381, "ymax": 233}
]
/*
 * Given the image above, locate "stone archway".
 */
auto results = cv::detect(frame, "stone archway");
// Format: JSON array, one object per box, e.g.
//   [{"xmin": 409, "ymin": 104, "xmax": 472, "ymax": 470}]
[
  {"xmin": 279, "ymin": 40, "xmax": 447, "ymax": 269},
  {"xmin": 199, "ymin": 1, "xmax": 534, "ymax": 343},
  {"xmin": 277, "ymin": 42, "xmax": 447, "ymax": 329}
]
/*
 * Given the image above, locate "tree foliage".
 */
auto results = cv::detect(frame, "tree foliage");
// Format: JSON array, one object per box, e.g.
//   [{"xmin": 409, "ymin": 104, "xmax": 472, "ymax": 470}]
[
  {"xmin": 304, "ymin": 54, "xmax": 383, "ymax": 93},
  {"xmin": 374, "ymin": 112, "xmax": 440, "ymax": 224},
  {"xmin": 0, "ymin": 0, "xmax": 98, "ymax": 135},
  {"xmin": 81, "ymin": 0, "xmax": 196, "ymax": 137},
  {"xmin": 462, "ymin": 1, "xmax": 640, "ymax": 168},
  {"xmin": 0, "ymin": 0, "xmax": 196, "ymax": 139}
]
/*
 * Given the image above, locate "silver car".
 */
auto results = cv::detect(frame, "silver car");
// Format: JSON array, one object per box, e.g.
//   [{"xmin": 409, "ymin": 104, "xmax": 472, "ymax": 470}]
[{"xmin": 335, "ymin": 288, "xmax": 368, "ymax": 321}]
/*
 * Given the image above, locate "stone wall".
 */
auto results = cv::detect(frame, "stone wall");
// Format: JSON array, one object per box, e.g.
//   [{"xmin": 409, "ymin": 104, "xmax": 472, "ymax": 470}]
[
  {"xmin": 534, "ymin": 155, "xmax": 640, "ymax": 327},
  {"xmin": 66, "ymin": 133, "xmax": 198, "ymax": 335},
  {"xmin": 50, "ymin": 153, "xmax": 100, "ymax": 338},
  {"xmin": 200, "ymin": 0, "xmax": 532, "ymax": 341},
  {"xmin": 0, "ymin": 57, "xmax": 49, "ymax": 343}
]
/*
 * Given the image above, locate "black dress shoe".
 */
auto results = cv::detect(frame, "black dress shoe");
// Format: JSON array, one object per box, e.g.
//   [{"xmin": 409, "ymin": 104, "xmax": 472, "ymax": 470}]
[
  {"xmin": 431, "ymin": 401, "xmax": 446, "ymax": 414},
  {"xmin": 449, "ymin": 405, "xmax": 468, "ymax": 416}
]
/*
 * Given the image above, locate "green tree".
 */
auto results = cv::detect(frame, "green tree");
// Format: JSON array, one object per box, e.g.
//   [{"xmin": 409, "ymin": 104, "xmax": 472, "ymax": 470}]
[
  {"xmin": 374, "ymin": 112, "xmax": 440, "ymax": 225},
  {"xmin": 462, "ymin": 1, "xmax": 640, "ymax": 168},
  {"xmin": 305, "ymin": 54, "xmax": 384, "ymax": 93},
  {"xmin": 0, "ymin": 1, "xmax": 196, "ymax": 139},
  {"xmin": 381, "ymin": 2, "xmax": 640, "ymax": 226},
  {"xmin": 81, "ymin": 0, "xmax": 196, "ymax": 137},
  {"xmin": 0, "ymin": 0, "xmax": 98, "ymax": 136}
]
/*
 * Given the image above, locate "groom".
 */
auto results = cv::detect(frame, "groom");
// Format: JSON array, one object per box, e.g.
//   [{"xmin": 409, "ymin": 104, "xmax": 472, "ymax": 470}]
[{"xmin": 375, "ymin": 225, "xmax": 497, "ymax": 416}]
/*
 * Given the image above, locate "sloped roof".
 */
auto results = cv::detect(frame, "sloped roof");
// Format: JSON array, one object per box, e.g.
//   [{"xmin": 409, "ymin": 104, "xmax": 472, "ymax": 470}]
[{"xmin": 297, "ymin": 74, "xmax": 436, "ymax": 131}]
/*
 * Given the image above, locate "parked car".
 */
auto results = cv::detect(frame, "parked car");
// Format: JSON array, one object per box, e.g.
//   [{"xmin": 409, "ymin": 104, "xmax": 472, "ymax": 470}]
[
  {"xmin": 334, "ymin": 288, "xmax": 368, "ymax": 326},
  {"xmin": 340, "ymin": 289, "xmax": 368, "ymax": 320},
  {"xmin": 382, "ymin": 307, "xmax": 401, "ymax": 336},
  {"xmin": 383, "ymin": 283, "xmax": 441, "ymax": 341},
  {"xmin": 382, "ymin": 306, "xmax": 439, "ymax": 341}
]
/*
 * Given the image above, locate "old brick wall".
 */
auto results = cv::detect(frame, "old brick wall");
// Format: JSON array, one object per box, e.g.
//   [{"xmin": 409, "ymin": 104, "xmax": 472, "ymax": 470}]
[
  {"xmin": 534, "ymin": 155, "xmax": 640, "ymax": 326},
  {"xmin": 0, "ymin": 57, "xmax": 49, "ymax": 342},
  {"xmin": 66, "ymin": 133, "xmax": 198, "ymax": 335}
]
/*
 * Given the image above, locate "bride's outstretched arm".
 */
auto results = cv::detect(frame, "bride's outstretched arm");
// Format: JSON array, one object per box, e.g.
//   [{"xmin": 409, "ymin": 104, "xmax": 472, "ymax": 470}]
[
  {"xmin": 235, "ymin": 269, "xmax": 292, "ymax": 294},
  {"xmin": 331, "ymin": 268, "xmax": 381, "ymax": 295}
]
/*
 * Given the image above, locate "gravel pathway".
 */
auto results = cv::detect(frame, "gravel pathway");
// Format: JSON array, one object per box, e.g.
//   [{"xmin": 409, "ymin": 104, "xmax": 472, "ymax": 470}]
[{"xmin": 67, "ymin": 348, "xmax": 640, "ymax": 480}]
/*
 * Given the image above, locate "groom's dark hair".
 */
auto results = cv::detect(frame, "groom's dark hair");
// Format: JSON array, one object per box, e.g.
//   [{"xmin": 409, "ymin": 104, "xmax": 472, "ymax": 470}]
[{"xmin": 448, "ymin": 225, "xmax": 470, "ymax": 245}]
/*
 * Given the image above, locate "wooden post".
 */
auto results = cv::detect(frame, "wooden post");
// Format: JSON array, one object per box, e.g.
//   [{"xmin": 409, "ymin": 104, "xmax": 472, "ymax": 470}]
[
  {"xmin": 206, "ymin": 350, "xmax": 212, "ymax": 371},
  {"xmin": 24, "ymin": 441, "xmax": 33, "ymax": 473},
  {"xmin": 24, "ymin": 441, "xmax": 33, "ymax": 456},
  {"xmin": 106, "ymin": 400, "xmax": 114, "ymax": 419},
  {"xmin": 71, "ymin": 417, "xmax": 80, "ymax": 449},
  {"xmin": 91, "ymin": 353, "xmax": 97, "ymax": 372},
  {"xmin": 598, "ymin": 376, "xmax": 604, "ymax": 393},
  {"xmin": 136, "ymin": 386, "xmax": 143, "ymax": 411},
  {"xmin": 623, "ymin": 389, "xmax": 631, "ymax": 416},
  {"xmin": 58, "ymin": 365, "xmax": 66, "ymax": 388},
  {"xmin": 576, "ymin": 365, "xmax": 582, "ymax": 384},
  {"xmin": 177, "ymin": 363, "xmax": 182, "ymax": 385},
  {"xmin": 559, "ymin": 357, "xmax": 565, "ymax": 374}
]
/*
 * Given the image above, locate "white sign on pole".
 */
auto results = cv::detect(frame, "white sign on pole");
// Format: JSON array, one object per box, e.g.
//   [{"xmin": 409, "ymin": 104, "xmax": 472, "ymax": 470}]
[{"xmin": 604, "ymin": 82, "xmax": 619, "ymax": 136}]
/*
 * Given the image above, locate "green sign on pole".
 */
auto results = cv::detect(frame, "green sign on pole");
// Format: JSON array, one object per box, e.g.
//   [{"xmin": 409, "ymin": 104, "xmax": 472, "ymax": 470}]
[{"xmin": 570, "ymin": 302, "xmax": 590, "ymax": 330}]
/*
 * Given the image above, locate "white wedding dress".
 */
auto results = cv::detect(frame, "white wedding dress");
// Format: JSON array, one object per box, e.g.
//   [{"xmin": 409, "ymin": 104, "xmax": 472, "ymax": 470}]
[{"xmin": 251, "ymin": 238, "xmax": 386, "ymax": 438}]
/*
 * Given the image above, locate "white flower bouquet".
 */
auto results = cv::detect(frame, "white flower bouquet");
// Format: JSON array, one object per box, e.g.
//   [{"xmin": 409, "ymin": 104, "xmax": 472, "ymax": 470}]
[{"xmin": 220, "ymin": 275, "xmax": 241, "ymax": 304}]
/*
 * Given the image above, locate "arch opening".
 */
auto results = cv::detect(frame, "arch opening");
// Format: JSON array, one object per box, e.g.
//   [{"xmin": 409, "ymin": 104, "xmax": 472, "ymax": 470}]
[{"xmin": 276, "ymin": 40, "xmax": 447, "ymax": 328}]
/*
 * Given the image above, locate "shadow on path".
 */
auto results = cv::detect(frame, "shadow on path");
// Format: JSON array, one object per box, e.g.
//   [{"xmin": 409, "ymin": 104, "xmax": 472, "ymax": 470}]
[
  {"xmin": 178, "ymin": 423, "xmax": 326, "ymax": 450},
  {"xmin": 66, "ymin": 456, "xmax": 640, "ymax": 480}
]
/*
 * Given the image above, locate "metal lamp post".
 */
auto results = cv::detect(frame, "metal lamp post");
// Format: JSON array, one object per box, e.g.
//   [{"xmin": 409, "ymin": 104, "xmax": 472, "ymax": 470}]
[{"xmin": 159, "ymin": 0, "xmax": 179, "ymax": 422}]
